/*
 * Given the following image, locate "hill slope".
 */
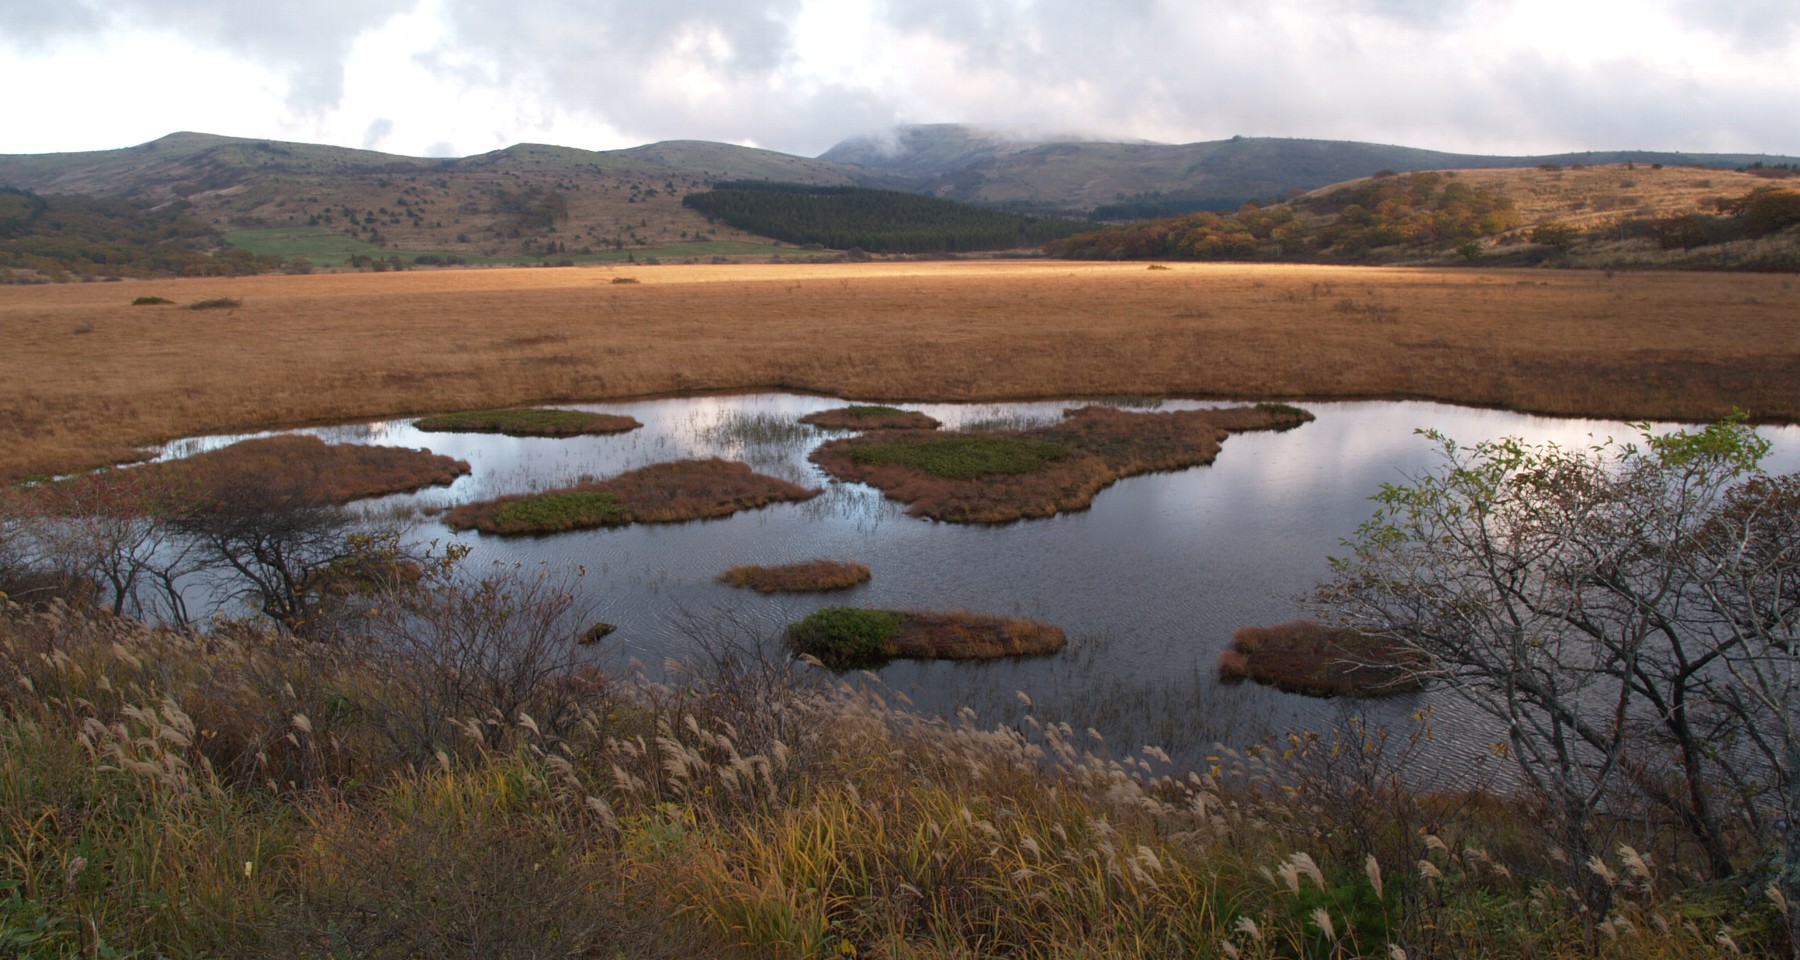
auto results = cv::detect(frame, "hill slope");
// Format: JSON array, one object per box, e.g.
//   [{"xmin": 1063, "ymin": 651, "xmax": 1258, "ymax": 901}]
[
  {"xmin": 0, "ymin": 134, "xmax": 869, "ymax": 270},
  {"xmin": 829, "ymin": 125, "xmax": 1800, "ymax": 215}
]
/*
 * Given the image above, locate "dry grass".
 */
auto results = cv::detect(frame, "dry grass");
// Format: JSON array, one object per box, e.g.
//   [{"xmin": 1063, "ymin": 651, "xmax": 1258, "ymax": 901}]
[
  {"xmin": 444, "ymin": 458, "xmax": 819, "ymax": 534},
  {"xmin": 41, "ymin": 434, "xmax": 469, "ymax": 510},
  {"xmin": 2, "ymin": 261, "xmax": 1796, "ymax": 483},
  {"xmin": 810, "ymin": 404, "xmax": 1312, "ymax": 523},
  {"xmin": 719, "ymin": 560, "xmax": 871, "ymax": 593},
  {"xmin": 798, "ymin": 405, "xmax": 942, "ymax": 430},
  {"xmin": 1439, "ymin": 163, "xmax": 1779, "ymax": 231},
  {"xmin": 1219, "ymin": 620, "xmax": 1426, "ymax": 698},
  {"xmin": 887, "ymin": 609, "xmax": 1068, "ymax": 660}
]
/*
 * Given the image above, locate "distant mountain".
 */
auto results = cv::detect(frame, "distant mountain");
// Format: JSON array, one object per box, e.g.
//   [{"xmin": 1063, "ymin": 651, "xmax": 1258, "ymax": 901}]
[
  {"xmin": 2, "ymin": 127, "xmax": 1796, "ymax": 277},
  {"xmin": 821, "ymin": 125, "xmax": 1800, "ymax": 215}
]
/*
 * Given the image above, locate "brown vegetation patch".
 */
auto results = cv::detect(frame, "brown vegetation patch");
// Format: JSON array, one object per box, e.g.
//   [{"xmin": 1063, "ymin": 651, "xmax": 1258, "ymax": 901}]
[
  {"xmin": 888, "ymin": 610, "xmax": 1067, "ymax": 661},
  {"xmin": 443, "ymin": 458, "xmax": 820, "ymax": 535},
  {"xmin": 799, "ymin": 406, "xmax": 942, "ymax": 431},
  {"xmin": 1218, "ymin": 620, "xmax": 1425, "ymax": 698},
  {"xmin": 413, "ymin": 407, "xmax": 642, "ymax": 437},
  {"xmin": 40, "ymin": 435, "xmax": 469, "ymax": 514},
  {"xmin": 810, "ymin": 404, "xmax": 1312, "ymax": 523},
  {"xmin": 719, "ymin": 560, "xmax": 871, "ymax": 593}
]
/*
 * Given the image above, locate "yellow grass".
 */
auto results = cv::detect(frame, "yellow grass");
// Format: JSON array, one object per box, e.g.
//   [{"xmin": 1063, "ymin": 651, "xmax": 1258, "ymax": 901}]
[{"xmin": 2, "ymin": 261, "xmax": 1795, "ymax": 482}]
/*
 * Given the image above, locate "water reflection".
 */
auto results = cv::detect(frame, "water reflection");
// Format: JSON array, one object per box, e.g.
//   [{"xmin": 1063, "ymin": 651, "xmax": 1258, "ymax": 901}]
[{"xmin": 153, "ymin": 396, "xmax": 1800, "ymax": 769}]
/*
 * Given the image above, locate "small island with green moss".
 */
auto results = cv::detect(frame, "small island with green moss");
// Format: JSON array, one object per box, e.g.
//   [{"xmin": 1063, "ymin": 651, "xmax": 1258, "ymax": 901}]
[
  {"xmin": 1217, "ymin": 620, "xmax": 1425, "ymax": 698},
  {"xmin": 444, "ymin": 458, "xmax": 819, "ymax": 535},
  {"xmin": 414, "ymin": 407, "xmax": 643, "ymax": 438},
  {"xmin": 800, "ymin": 405, "xmax": 943, "ymax": 431},
  {"xmin": 720, "ymin": 560, "xmax": 871, "ymax": 593},
  {"xmin": 788, "ymin": 606, "xmax": 1066, "ymax": 668},
  {"xmin": 809, "ymin": 403, "xmax": 1312, "ymax": 523}
]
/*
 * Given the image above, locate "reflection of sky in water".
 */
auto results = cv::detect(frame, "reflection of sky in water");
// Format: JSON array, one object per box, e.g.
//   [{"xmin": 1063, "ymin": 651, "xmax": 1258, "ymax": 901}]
[{"xmin": 153, "ymin": 397, "xmax": 1800, "ymax": 771}]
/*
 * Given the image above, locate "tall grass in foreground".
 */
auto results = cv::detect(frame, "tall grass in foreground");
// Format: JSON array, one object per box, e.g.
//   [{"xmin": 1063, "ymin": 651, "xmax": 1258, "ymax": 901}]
[{"xmin": 0, "ymin": 592, "xmax": 1785, "ymax": 958}]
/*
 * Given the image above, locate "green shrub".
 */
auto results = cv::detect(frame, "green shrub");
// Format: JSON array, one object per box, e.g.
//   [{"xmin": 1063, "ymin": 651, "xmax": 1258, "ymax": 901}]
[
  {"xmin": 787, "ymin": 607, "xmax": 904, "ymax": 667},
  {"xmin": 187, "ymin": 297, "xmax": 242, "ymax": 310}
]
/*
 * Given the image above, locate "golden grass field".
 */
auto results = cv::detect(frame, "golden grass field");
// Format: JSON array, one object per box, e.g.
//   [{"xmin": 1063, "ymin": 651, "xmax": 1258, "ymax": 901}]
[{"xmin": 2, "ymin": 260, "xmax": 1796, "ymax": 482}]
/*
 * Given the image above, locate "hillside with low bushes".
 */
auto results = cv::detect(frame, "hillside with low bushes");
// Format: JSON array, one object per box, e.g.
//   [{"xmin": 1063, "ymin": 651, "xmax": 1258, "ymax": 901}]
[{"xmin": 1049, "ymin": 164, "xmax": 1800, "ymax": 270}]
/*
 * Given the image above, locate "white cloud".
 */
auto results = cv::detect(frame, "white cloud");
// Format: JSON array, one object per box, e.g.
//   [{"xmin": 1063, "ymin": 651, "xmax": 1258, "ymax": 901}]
[{"xmin": 1, "ymin": 0, "xmax": 1796, "ymax": 159}]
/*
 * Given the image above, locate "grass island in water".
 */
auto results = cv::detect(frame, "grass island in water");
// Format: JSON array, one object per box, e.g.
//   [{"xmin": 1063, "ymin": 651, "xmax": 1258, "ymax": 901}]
[
  {"xmin": 799, "ymin": 405, "xmax": 943, "ymax": 431},
  {"xmin": 1217, "ymin": 620, "xmax": 1426, "ymax": 698},
  {"xmin": 788, "ymin": 606, "xmax": 1067, "ymax": 668},
  {"xmin": 413, "ymin": 407, "xmax": 643, "ymax": 438},
  {"xmin": 444, "ymin": 458, "xmax": 819, "ymax": 535},
  {"xmin": 809, "ymin": 403, "xmax": 1313, "ymax": 523},
  {"xmin": 719, "ymin": 560, "xmax": 872, "ymax": 593}
]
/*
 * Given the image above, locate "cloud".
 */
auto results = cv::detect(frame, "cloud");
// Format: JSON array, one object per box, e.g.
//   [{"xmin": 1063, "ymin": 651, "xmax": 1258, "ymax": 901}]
[
  {"xmin": 0, "ymin": 0, "xmax": 413, "ymax": 112},
  {"xmin": 426, "ymin": 0, "xmax": 901, "ymax": 152},
  {"xmin": 362, "ymin": 117, "xmax": 395, "ymax": 150},
  {"xmin": 3, "ymin": 0, "xmax": 1798, "ymax": 158}
]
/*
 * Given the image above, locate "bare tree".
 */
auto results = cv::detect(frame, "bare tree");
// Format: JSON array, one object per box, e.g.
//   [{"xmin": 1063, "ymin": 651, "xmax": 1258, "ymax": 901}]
[
  {"xmin": 357, "ymin": 562, "xmax": 604, "ymax": 762},
  {"xmin": 1319, "ymin": 417, "xmax": 1798, "ymax": 918}
]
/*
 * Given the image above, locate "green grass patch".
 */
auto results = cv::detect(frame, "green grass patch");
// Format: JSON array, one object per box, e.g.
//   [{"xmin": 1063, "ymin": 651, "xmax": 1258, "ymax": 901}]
[
  {"xmin": 845, "ymin": 435, "xmax": 1066, "ymax": 479},
  {"xmin": 787, "ymin": 606, "xmax": 905, "ymax": 667},
  {"xmin": 414, "ymin": 408, "xmax": 641, "ymax": 438},
  {"xmin": 490, "ymin": 491, "xmax": 629, "ymax": 533}
]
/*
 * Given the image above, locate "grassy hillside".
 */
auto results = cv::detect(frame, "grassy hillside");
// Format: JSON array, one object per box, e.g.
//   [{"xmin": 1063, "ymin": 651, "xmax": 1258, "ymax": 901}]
[
  {"xmin": 0, "ymin": 134, "xmax": 868, "ymax": 272},
  {"xmin": 1050, "ymin": 164, "xmax": 1800, "ymax": 270}
]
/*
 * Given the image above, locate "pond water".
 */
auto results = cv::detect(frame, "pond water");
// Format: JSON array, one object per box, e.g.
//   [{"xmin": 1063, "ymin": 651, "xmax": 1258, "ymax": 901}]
[{"xmin": 157, "ymin": 395, "xmax": 1800, "ymax": 770}]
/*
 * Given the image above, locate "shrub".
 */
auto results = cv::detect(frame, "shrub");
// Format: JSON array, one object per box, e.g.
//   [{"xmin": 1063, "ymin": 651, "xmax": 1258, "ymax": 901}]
[
  {"xmin": 787, "ymin": 606, "xmax": 903, "ymax": 667},
  {"xmin": 132, "ymin": 296, "xmax": 174, "ymax": 305},
  {"xmin": 187, "ymin": 297, "xmax": 242, "ymax": 310}
]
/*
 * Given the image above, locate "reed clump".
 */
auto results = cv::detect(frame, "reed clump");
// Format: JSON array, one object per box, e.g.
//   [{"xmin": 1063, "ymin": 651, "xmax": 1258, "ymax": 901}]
[
  {"xmin": 788, "ymin": 605, "xmax": 1067, "ymax": 667},
  {"xmin": 0, "ymin": 591, "xmax": 1782, "ymax": 959},
  {"xmin": 413, "ymin": 407, "xmax": 642, "ymax": 437},
  {"xmin": 812, "ymin": 403, "xmax": 1313, "ymax": 523},
  {"xmin": 444, "ymin": 458, "xmax": 820, "ymax": 534},
  {"xmin": 719, "ymin": 559, "xmax": 871, "ymax": 593},
  {"xmin": 1219, "ymin": 620, "xmax": 1426, "ymax": 697},
  {"xmin": 799, "ymin": 405, "xmax": 942, "ymax": 430}
]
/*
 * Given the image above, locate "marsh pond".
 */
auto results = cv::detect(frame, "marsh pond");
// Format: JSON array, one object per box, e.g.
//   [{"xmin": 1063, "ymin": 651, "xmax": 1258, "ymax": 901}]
[{"xmin": 153, "ymin": 394, "xmax": 1800, "ymax": 766}]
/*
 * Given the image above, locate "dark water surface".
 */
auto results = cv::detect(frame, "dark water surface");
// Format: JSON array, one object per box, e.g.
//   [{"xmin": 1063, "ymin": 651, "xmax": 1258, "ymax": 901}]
[{"xmin": 157, "ymin": 396, "xmax": 1800, "ymax": 767}]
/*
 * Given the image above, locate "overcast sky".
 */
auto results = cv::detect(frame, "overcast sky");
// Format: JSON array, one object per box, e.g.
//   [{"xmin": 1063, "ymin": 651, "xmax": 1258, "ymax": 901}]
[{"xmin": 4, "ymin": 0, "xmax": 1798, "ymax": 160}]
